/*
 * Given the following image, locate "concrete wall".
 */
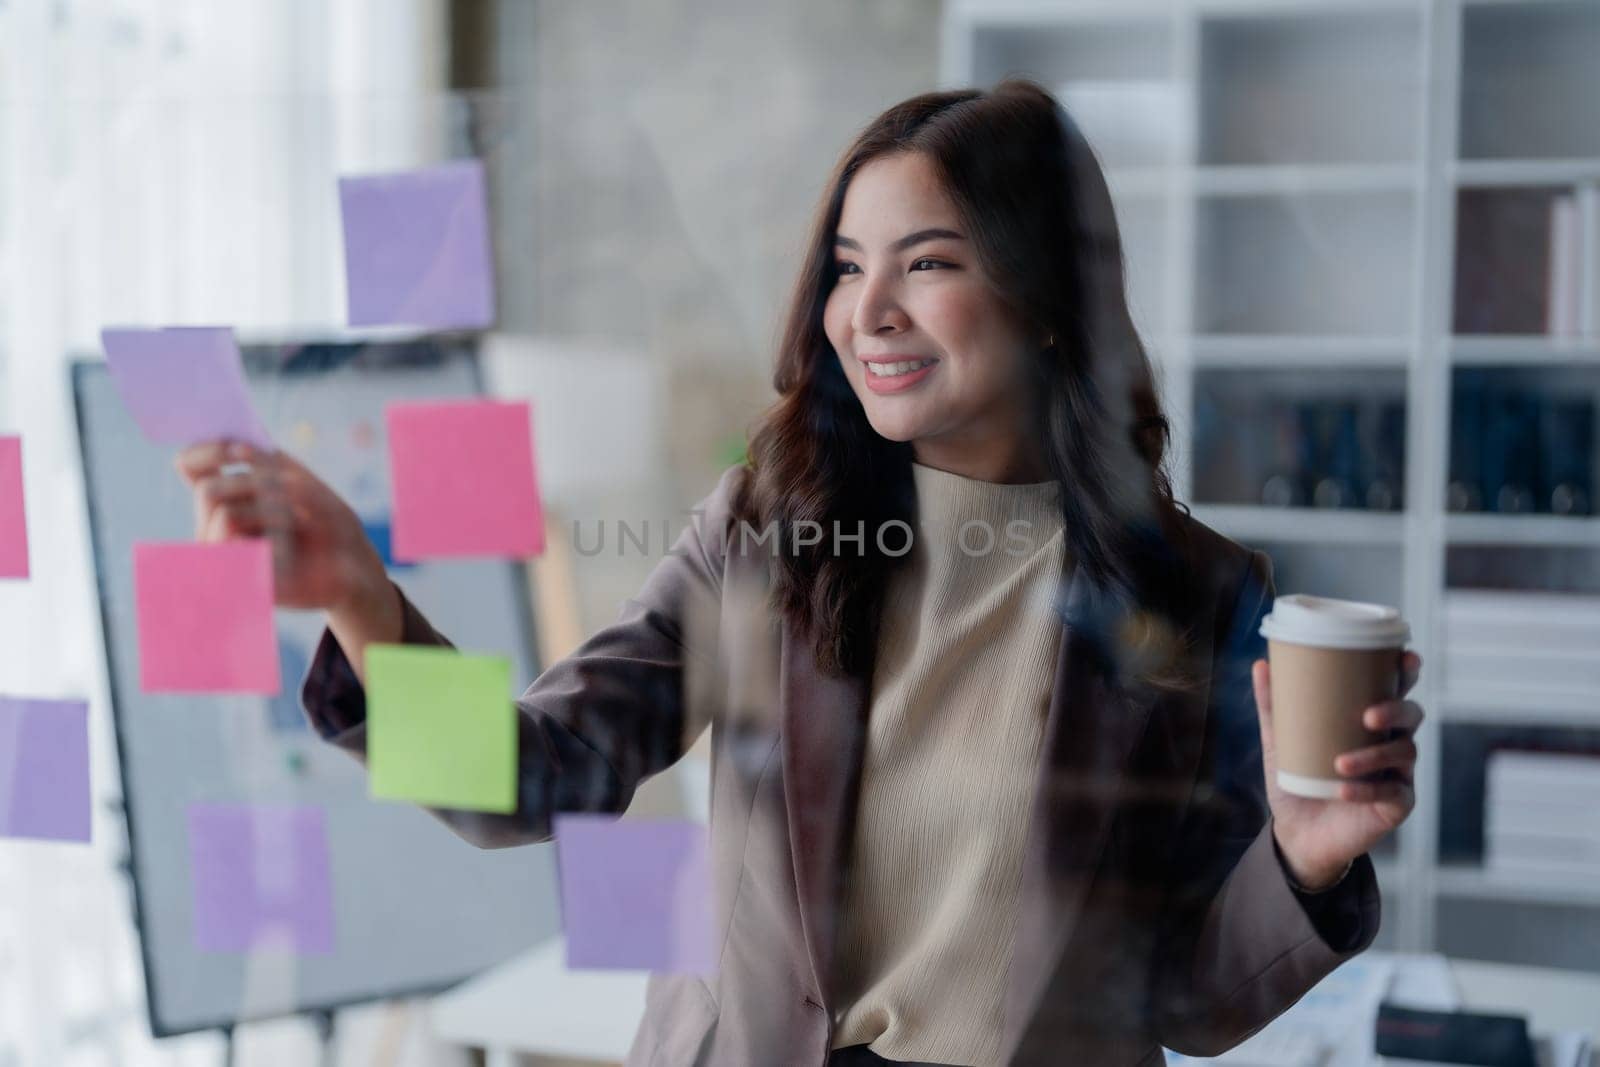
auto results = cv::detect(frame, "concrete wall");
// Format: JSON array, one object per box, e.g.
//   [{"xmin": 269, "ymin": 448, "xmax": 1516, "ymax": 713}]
[{"xmin": 456, "ymin": 0, "xmax": 942, "ymax": 637}]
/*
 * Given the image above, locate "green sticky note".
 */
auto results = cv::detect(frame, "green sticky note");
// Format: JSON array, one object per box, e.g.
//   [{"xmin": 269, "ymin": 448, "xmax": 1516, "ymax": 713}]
[{"xmin": 366, "ymin": 645, "xmax": 516, "ymax": 813}]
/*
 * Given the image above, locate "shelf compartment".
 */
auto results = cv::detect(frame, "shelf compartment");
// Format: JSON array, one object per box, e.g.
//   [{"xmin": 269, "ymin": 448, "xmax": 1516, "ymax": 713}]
[
  {"xmin": 1196, "ymin": 9, "xmax": 1422, "ymax": 166},
  {"xmin": 1452, "ymin": 336, "xmax": 1600, "ymax": 366},
  {"xmin": 1192, "ymin": 366, "xmax": 1408, "ymax": 510},
  {"xmin": 1445, "ymin": 514, "xmax": 1600, "ymax": 547},
  {"xmin": 1454, "ymin": 159, "xmax": 1600, "ymax": 189},
  {"xmin": 1114, "ymin": 194, "xmax": 1173, "ymax": 345},
  {"xmin": 1444, "ymin": 693, "xmax": 1600, "ymax": 729},
  {"xmin": 1459, "ymin": 0, "xmax": 1600, "ymax": 162},
  {"xmin": 1435, "ymin": 895, "xmax": 1600, "ymax": 972},
  {"xmin": 1189, "ymin": 504, "xmax": 1405, "ymax": 545},
  {"xmin": 1192, "ymin": 191, "xmax": 1416, "ymax": 336},
  {"xmin": 1194, "ymin": 163, "xmax": 1417, "ymax": 197},
  {"xmin": 1192, "ymin": 334, "xmax": 1412, "ymax": 367},
  {"xmin": 1437, "ymin": 722, "xmax": 1600, "ymax": 867},
  {"xmin": 1435, "ymin": 864, "xmax": 1600, "ymax": 910},
  {"xmin": 1448, "ymin": 366, "xmax": 1597, "ymax": 518},
  {"xmin": 1249, "ymin": 540, "xmax": 1405, "ymax": 607},
  {"xmin": 969, "ymin": 20, "xmax": 1182, "ymax": 171},
  {"xmin": 1452, "ymin": 185, "xmax": 1596, "ymax": 338}
]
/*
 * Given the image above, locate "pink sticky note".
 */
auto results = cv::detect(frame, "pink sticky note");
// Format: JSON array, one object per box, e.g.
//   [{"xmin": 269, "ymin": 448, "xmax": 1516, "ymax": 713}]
[
  {"xmin": 386, "ymin": 399, "xmax": 544, "ymax": 560},
  {"xmin": 134, "ymin": 541, "xmax": 280, "ymax": 694},
  {"xmin": 0, "ymin": 436, "xmax": 27, "ymax": 579}
]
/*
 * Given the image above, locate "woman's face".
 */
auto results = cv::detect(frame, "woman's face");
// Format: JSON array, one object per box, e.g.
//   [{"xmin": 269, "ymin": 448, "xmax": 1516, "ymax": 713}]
[{"xmin": 823, "ymin": 151, "xmax": 1047, "ymax": 482}]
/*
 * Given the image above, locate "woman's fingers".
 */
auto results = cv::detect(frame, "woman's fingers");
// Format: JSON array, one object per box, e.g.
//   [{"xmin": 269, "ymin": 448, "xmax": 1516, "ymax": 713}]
[
  {"xmin": 175, "ymin": 440, "xmax": 268, "ymax": 485},
  {"xmin": 1339, "ymin": 778, "xmax": 1415, "ymax": 807},
  {"xmin": 1399, "ymin": 650, "xmax": 1423, "ymax": 697},
  {"xmin": 1364, "ymin": 698, "xmax": 1425, "ymax": 733},
  {"xmin": 198, "ymin": 496, "xmax": 291, "ymax": 542},
  {"xmin": 1336, "ymin": 735, "xmax": 1418, "ymax": 779}
]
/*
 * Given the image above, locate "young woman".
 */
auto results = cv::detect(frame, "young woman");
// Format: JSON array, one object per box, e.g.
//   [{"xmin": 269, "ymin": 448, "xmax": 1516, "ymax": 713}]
[{"xmin": 178, "ymin": 80, "xmax": 1422, "ymax": 1066}]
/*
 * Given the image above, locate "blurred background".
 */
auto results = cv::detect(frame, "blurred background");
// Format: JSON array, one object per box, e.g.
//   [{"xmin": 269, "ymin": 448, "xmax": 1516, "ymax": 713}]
[{"xmin": 0, "ymin": 0, "xmax": 1597, "ymax": 1064}]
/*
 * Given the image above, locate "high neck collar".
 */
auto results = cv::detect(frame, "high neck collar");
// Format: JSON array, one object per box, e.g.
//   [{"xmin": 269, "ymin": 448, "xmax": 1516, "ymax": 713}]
[{"xmin": 910, "ymin": 462, "xmax": 1061, "ymax": 532}]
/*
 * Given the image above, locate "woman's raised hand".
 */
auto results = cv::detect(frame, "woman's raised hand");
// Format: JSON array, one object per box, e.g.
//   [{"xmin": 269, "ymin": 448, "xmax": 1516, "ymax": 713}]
[{"xmin": 174, "ymin": 441, "xmax": 393, "ymax": 625}]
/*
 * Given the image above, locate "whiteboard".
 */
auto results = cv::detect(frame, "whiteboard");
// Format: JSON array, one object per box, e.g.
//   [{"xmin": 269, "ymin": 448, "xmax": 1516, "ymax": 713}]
[{"xmin": 71, "ymin": 339, "xmax": 560, "ymax": 1037}]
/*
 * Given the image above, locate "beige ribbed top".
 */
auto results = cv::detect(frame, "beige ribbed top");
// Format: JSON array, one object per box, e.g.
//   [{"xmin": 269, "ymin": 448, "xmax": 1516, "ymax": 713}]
[{"xmin": 831, "ymin": 462, "xmax": 1069, "ymax": 1066}]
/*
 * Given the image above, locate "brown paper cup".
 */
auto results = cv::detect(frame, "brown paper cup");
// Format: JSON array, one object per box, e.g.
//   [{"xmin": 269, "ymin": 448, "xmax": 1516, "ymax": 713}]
[
  {"xmin": 1260, "ymin": 593, "xmax": 1409, "ymax": 799},
  {"xmin": 1268, "ymin": 640, "xmax": 1402, "ymax": 798}
]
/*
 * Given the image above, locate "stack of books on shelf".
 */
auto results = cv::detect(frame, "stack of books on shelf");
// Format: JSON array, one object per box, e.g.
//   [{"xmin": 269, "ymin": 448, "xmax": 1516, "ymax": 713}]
[
  {"xmin": 1544, "ymin": 188, "xmax": 1586, "ymax": 339},
  {"xmin": 1485, "ymin": 750, "xmax": 1600, "ymax": 884},
  {"xmin": 1441, "ymin": 590, "xmax": 1600, "ymax": 713},
  {"xmin": 1453, "ymin": 182, "xmax": 1600, "ymax": 339}
]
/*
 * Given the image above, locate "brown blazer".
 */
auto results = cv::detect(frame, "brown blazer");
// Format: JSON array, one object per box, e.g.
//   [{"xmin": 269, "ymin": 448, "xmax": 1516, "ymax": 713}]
[{"xmin": 302, "ymin": 465, "xmax": 1379, "ymax": 1066}]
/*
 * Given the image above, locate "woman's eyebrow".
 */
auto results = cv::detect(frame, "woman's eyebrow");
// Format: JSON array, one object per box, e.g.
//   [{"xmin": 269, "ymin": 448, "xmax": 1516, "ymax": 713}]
[{"xmin": 834, "ymin": 227, "xmax": 966, "ymax": 253}]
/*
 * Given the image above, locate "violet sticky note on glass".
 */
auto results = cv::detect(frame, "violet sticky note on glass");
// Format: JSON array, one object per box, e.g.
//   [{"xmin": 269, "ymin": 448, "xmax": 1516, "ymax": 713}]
[
  {"xmin": 553, "ymin": 815, "xmax": 716, "ymax": 975},
  {"xmin": 99, "ymin": 327, "xmax": 273, "ymax": 450},
  {"xmin": 0, "ymin": 697, "xmax": 91, "ymax": 843},
  {"xmin": 187, "ymin": 803, "xmax": 335, "ymax": 954},
  {"xmin": 134, "ymin": 540, "xmax": 280, "ymax": 694},
  {"xmin": 385, "ymin": 399, "xmax": 544, "ymax": 560},
  {"xmin": 339, "ymin": 159, "xmax": 496, "ymax": 330},
  {"xmin": 0, "ymin": 436, "xmax": 28, "ymax": 579}
]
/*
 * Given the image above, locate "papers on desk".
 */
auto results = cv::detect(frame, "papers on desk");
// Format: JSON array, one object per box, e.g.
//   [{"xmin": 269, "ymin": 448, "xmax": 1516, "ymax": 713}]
[
  {"xmin": 1381, "ymin": 1033, "xmax": 1592, "ymax": 1067},
  {"xmin": 1166, "ymin": 953, "xmax": 1397, "ymax": 1066},
  {"xmin": 1165, "ymin": 953, "xmax": 1593, "ymax": 1067}
]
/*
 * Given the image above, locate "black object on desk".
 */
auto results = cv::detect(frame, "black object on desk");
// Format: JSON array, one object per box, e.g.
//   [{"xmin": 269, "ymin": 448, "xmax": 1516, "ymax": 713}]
[{"xmin": 1374, "ymin": 1002, "xmax": 1537, "ymax": 1067}]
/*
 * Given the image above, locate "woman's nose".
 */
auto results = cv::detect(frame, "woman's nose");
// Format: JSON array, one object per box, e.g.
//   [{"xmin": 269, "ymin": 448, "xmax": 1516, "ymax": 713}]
[{"xmin": 851, "ymin": 274, "xmax": 910, "ymax": 337}]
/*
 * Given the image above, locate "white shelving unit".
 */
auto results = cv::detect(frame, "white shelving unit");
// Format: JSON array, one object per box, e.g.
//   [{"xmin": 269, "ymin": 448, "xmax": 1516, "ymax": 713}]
[{"xmin": 945, "ymin": 0, "xmax": 1600, "ymax": 970}]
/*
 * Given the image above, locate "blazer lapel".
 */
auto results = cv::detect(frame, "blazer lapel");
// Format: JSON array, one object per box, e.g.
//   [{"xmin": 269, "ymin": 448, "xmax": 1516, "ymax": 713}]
[
  {"xmin": 779, "ymin": 619, "xmax": 871, "ymax": 1009},
  {"xmin": 1003, "ymin": 563, "xmax": 1164, "ymax": 1048}
]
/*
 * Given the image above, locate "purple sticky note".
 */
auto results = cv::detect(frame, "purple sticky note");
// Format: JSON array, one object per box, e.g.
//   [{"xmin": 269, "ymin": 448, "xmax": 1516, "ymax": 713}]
[
  {"xmin": 100, "ymin": 327, "xmax": 273, "ymax": 450},
  {"xmin": 554, "ymin": 815, "xmax": 715, "ymax": 974},
  {"xmin": 134, "ymin": 541, "xmax": 280, "ymax": 694},
  {"xmin": 0, "ymin": 697, "xmax": 91, "ymax": 843},
  {"xmin": 0, "ymin": 436, "xmax": 28, "ymax": 579},
  {"xmin": 339, "ymin": 159, "xmax": 496, "ymax": 330},
  {"xmin": 188, "ymin": 803, "xmax": 335, "ymax": 954}
]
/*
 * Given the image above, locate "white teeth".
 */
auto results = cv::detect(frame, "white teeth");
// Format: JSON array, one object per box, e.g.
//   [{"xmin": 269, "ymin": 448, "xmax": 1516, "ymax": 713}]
[{"xmin": 866, "ymin": 359, "xmax": 934, "ymax": 377}]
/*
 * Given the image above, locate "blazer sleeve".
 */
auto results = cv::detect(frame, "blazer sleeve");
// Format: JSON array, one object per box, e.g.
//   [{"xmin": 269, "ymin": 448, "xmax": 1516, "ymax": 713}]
[
  {"xmin": 1151, "ymin": 548, "xmax": 1382, "ymax": 1057},
  {"xmin": 298, "ymin": 465, "xmax": 742, "ymax": 848}
]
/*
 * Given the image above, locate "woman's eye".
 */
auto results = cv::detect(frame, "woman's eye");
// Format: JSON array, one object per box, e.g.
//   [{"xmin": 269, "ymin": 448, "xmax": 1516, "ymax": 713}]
[{"xmin": 834, "ymin": 258, "xmax": 948, "ymax": 276}]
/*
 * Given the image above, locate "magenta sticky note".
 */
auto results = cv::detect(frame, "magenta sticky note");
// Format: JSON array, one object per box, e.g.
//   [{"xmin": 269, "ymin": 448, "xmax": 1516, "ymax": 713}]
[
  {"xmin": 99, "ymin": 327, "xmax": 273, "ymax": 450},
  {"xmin": 134, "ymin": 541, "xmax": 280, "ymax": 694},
  {"xmin": 0, "ymin": 436, "xmax": 27, "ymax": 579},
  {"xmin": 0, "ymin": 697, "xmax": 91, "ymax": 843},
  {"xmin": 554, "ymin": 815, "xmax": 716, "ymax": 974},
  {"xmin": 188, "ymin": 803, "xmax": 335, "ymax": 954},
  {"xmin": 339, "ymin": 159, "xmax": 495, "ymax": 330},
  {"xmin": 386, "ymin": 399, "xmax": 544, "ymax": 560}
]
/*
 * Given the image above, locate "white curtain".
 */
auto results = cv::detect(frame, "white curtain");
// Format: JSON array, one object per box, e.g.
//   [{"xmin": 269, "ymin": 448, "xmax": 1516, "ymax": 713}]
[{"xmin": 0, "ymin": 1, "xmax": 445, "ymax": 1063}]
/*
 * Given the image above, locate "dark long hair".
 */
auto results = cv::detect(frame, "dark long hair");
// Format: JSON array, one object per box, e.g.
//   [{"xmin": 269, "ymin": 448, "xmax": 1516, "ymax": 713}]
[{"xmin": 733, "ymin": 79, "xmax": 1190, "ymax": 681}]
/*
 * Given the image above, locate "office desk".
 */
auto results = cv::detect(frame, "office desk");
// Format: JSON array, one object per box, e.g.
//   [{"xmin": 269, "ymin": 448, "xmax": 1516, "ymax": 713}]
[
  {"xmin": 429, "ymin": 945, "xmax": 1599, "ymax": 1067},
  {"xmin": 1449, "ymin": 959, "xmax": 1599, "ymax": 1045},
  {"xmin": 431, "ymin": 937, "xmax": 644, "ymax": 1066}
]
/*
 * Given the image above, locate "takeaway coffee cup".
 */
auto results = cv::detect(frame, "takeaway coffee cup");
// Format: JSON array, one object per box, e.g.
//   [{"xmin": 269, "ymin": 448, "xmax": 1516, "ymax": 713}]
[{"xmin": 1259, "ymin": 594, "xmax": 1411, "ymax": 799}]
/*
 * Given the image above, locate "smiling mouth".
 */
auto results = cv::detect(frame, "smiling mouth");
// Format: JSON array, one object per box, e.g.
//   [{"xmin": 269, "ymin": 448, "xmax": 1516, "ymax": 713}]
[{"xmin": 865, "ymin": 358, "xmax": 937, "ymax": 378}]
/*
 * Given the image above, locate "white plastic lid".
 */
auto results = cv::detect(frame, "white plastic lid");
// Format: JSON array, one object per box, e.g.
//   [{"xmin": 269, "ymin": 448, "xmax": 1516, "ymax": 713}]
[{"xmin": 1258, "ymin": 593, "xmax": 1410, "ymax": 651}]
